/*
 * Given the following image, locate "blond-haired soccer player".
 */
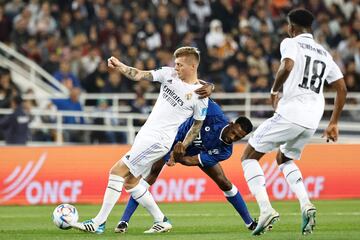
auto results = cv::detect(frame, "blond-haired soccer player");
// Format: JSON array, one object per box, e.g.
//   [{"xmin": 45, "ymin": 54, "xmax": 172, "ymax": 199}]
[
  {"xmin": 72, "ymin": 47, "xmax": 210, "ymax": 233},
  {"xmin": 240, "ymin": 9, "xmax": 347, "ymax": 235}
]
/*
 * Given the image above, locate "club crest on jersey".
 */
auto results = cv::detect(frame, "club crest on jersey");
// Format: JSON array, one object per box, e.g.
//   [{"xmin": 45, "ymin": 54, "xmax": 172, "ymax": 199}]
[{"xmin": 185, "ymin": 93, "xmax": 192, "ymax": 100}]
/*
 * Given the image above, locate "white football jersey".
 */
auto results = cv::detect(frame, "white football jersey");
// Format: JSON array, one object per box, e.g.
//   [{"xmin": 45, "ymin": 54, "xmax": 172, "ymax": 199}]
[
  {"xmin": 136, "ymin": 67, "xmax": 209, "ymax": 147},
  {"xmin": 276, "ymin": 33, "xmax": 343, "ymax": 129}
]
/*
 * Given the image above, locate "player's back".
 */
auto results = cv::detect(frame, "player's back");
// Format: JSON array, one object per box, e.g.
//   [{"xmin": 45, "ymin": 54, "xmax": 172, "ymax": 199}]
[{"xmin": 276, "ymin": 33, "xmax": 343, "ymax": 129}]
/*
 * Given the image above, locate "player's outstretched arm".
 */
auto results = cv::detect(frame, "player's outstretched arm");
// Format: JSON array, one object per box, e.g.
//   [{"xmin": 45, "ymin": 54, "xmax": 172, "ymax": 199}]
[
  {"xmin": 323, "ymin": 78, "xmax": 347, "ymax": 142},
  {"xmin": 107, "ymin": 56, "xmax": 153, "ymax": 81}
]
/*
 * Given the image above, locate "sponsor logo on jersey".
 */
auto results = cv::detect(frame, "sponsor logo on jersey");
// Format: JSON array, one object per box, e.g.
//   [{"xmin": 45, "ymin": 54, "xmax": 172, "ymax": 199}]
[
  {"xmin": 185, "ymin": 93, "xmax": 192, "ymax": 100},
  {"xmin": 162, "ymin": 85, "xmax": 184, "ymax": 107}
]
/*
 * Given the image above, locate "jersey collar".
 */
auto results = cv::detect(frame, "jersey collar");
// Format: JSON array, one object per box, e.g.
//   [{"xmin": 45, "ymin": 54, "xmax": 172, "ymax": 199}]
[
  {"xmin": 219, "ymin": 124, "xmax": 232, "ymax": 145},
  {"xmin": 298, "ymin": 33, "xmax": 313, "ymax": 39}
]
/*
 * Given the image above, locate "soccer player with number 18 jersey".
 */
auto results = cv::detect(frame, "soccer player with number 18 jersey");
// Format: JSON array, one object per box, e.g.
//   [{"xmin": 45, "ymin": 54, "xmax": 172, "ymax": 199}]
[{"xmin": 240, "ymin": 8, "xmax": 347, "ymax": 236}]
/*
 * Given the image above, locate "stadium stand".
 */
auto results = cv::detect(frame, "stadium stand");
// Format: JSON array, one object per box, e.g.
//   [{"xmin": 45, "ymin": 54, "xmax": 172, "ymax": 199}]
[{"xmin": 0, "ymin": 0, "xmax": 359, "ymax": 144}]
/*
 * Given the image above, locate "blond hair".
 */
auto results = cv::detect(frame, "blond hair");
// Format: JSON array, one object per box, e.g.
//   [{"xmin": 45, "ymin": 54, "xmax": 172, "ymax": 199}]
[{"xmin": 174, "ymin": 46, "xmax": 200, "ymax": 63}]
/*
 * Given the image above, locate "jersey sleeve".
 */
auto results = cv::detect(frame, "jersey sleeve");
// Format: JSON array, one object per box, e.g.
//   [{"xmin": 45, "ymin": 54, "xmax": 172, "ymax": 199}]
[
  {"xmin": 326, "ymin": 59, "xmax": 344, "ymax": 84},
  {"xmin": 198, "ymin": 145, "xmax": 232, "ymax": 167},
  {"xmin": 150, "ymin": 67, "xmax": 174, "ymax": 83},
  {"xmin": 193, "ymin": 97, "xmax": 208, "ymax": 121},
  {"xmin": 280, "ymin": 38, "xmax": 298, "ymax": 62}
]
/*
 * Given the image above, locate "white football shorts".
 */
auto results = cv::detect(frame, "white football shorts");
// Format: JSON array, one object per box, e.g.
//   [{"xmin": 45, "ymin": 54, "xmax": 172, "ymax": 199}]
[
  {"xmin": 248, "ymin": 113, "xmax": 316, "ymax": 160},
  {"xmin": 122, "ymin": 135, "xmax": 169, "ymax": 178}
]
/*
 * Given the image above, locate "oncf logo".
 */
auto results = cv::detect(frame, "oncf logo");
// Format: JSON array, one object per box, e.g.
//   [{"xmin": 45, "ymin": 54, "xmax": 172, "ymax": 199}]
[
  {"xmin": 262, "ymin": 161, "xmax": 325, "ymax": 200},
  {"xmin": 0, "ymin": 153, "xmax": 82, "ymax": 204}
]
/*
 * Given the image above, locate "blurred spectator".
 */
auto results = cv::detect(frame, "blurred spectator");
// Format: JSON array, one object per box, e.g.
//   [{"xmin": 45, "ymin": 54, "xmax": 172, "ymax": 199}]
[
  {"xmin": 0, "ymin": 5, "xmax": 12, "ymax": 43},
  {"xmin": 11, "ymin": 7, "xmax": 31, "ymax": 48},
  {"xmin": 131, "ymin": 92, "xmax": 151, "ymax": 127},
  {"xmin": 4, "ymin": 0, "xmax": 24, "ymax": 20},
  {"xmin": 80, "ymin": 45, "xmax": 101, "ymax": 78},
  {"xmin": 53, "ymin": 62, "xmax": 81, "ymax": 90},
  {"xmin": 90, "ymin": 99, "xmax": 126, "ymax": 143},
  {"xmin": 51, "ymin": 87, "xmax": 85, "ymax": 143},
  {"xmin": 102, "ymin": 71, "xmax": 132, "ymax": 93},
  {"xmin": 144, "ymin": 22, "xmax": 161, "ymax": 51},
  {"xmin": 28, "ymin": 1, "xmax": 57, "ymax": 36},
  {"xmin": 188, "ymin": 0, "xmax": 211, "ymax": 26},
  {"xmin": 0, "ymin": 69, "xmax": 20, "ymax": 108},
  {"xmin": 0, "ymin": 96, "xmax": 31, "ymax": 145},
  {"xmin": 21, "ymin": 37, "xmax": 42, "ymax": 63}
]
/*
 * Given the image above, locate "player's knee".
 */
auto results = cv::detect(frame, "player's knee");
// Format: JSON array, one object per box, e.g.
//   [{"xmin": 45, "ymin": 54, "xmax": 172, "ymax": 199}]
[{"xmin": 109, "ymin": 160, "xmax": 129, "ymax": 177}]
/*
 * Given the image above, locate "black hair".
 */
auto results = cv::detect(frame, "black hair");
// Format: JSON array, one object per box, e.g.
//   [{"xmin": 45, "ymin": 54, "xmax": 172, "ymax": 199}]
[
  {"xmin": 288, "ymin": 8, "xmax": 314, "ymax": 28},
  {"xmin": 235, "ymin": 116, "xmax": 253, "ymax": 134}
]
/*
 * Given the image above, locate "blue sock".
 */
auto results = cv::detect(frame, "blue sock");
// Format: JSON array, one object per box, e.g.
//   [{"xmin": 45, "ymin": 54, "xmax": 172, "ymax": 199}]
[
  {"xmin": 120, "ymin": 196, "xmax": 139, "ymax": 223},
  {"xmin": 226, "ymin": 191, "xmax": 253, "ymax": 225}
]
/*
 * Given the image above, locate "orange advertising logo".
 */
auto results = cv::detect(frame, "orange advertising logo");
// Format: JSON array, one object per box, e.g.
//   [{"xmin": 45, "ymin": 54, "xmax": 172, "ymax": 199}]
[{"xmin": 0, "ymin": 144, "xmax": 359, "ymax": 205}]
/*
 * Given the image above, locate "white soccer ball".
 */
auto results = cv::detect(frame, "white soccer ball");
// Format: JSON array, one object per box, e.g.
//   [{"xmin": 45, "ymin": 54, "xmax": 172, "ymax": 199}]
[{"xmin": 52, "ymin": 204, "xmax": 79, "ymax": 230}]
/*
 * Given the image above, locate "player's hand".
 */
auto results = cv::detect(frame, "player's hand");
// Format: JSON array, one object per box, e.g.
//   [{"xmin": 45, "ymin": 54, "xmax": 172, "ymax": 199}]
[
  {"xmin": 322, "ymin": 123, "xmax": 339, "ymax": 142},
  {"xmin": 173, "ymin": 141, "xmax": 186, "ymax": 161},
  {"xmin": 270, "ymin": 93, "xmax": 280, "ymax": 111},
  {"xmin": 195, "ymin": 83, "xmax": 213, "ymax": 99},
  {"xmin": 166, "ymin": 154, "xmax": 176, "ymax": 167},
  {"xmin": 107, "ymin": 56, "xmax": 121, "ymax": 69}
]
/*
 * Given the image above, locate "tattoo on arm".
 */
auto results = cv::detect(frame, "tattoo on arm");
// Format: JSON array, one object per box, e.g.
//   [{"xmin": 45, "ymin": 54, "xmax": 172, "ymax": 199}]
[
  {"xmin": 120, "ymin": 65, "xmax": 153, "ymax": 81},
  {"xmin": 182, "ymin": 120, "xmax": 204, "ymax": 148}
]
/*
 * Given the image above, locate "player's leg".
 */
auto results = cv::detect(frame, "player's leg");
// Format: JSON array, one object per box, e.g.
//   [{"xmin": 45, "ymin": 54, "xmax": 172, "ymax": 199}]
[
  {"xmin": 200, "ymin": 164, "xmax": 256, "ymax": 230},
  {"xmin": 241, "ymin": 114, "xmax": 294, "ymax": 235},
  {"xmin": 241, "ymin": 144, "xmax": 279, "ymax": 235},
  {"xmin": 115, "ymin": 159, "xmax": 166, "ymax": 233},
  {"xmin": 277, "ymin": 128, "xmax": 317, "ymax": 235},
  {"xmin": 71, "ymin": 157, "xmax": 131, "ymax": 233}
]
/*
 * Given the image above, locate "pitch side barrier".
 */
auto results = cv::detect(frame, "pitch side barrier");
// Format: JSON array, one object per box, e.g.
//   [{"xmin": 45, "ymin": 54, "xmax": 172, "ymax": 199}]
[{"xmin": 0, "ymin": 144, "xmax": 358, "ymax": 205}]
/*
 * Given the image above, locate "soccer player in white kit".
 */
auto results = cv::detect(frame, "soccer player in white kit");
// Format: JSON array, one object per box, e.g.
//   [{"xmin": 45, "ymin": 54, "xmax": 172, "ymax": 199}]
[
  {"xmin": 72, "ymin": 47, "xmax": 209, "ymax": 233},
  {"xmin": 240, "ymin": 9, "xmax": 347, "ymax": 236}
]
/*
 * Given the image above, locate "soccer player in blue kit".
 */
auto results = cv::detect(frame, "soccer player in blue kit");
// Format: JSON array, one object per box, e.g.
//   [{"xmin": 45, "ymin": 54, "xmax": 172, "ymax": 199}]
[{"xmin": 114, "ymin": 99, "xmax": 257, "ymax": 233}]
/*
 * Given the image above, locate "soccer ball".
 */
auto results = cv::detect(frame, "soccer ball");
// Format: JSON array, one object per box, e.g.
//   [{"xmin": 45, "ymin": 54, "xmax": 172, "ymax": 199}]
[{"xmin": 52, "ymin": 204, "xmax": 79, "ymax": 230}]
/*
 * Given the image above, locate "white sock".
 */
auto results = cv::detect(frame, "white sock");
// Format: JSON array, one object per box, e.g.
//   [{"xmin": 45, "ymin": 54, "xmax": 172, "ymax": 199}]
[
  {"xmin": 127, "ymin": 183, "xmax": 164, "ymax": 222},
  {"xmin": 279, "ymin": 160, "xmax": 310, "ymax": 209},
  {"xmin": 223, "ymin": 184, "xmax": 238, "ymax": 197},
  {"xmin": 94, "ymin": 174, "xmax": 124, "ymax": 224},
  {"xmin": 242, "ymin": 159, "xmax": 272, "ymax": 214}
]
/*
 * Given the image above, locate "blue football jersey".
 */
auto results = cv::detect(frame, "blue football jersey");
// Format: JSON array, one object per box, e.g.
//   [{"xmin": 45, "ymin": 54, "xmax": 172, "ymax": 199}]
[{"xmin": 165, "ymin": 99, "xmax": 232, "ymax": 168}]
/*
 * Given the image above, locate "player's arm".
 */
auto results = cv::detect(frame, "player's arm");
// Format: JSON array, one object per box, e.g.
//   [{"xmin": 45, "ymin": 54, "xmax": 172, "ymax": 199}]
[
  {"xmin": 270, "ymin": 58, "xmax": 294, "ymax": 110},
  {"xmin": 170, "ymin": 120, "xmax": 204, "ymax": 163},
  {"xmin": 107, "ymin": 56, "xmax": 153, "ymax": 81},
  {"xmin": 323, "ymin": 78, "xmax": 347, "ymax": 142},
  {"xmin": 195, "ymin": 80, "xmax": 215, "ymax": 99},
  {"xmin": 176, "ymin": 155, "xmax": 200, "ymax": 166},
  {"xmin": 176, "ymin": 146, "xmax": 232, "ymax": 167}
]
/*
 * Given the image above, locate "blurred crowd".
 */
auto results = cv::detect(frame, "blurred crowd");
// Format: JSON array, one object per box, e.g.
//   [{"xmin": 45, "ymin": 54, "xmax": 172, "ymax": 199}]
[{"xmin": 0, "ymin": 0, "xmax": 360, "ymax": 144}]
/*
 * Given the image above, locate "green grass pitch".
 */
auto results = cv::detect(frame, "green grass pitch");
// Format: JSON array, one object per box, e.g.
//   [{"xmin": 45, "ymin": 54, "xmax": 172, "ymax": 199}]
[{"xmin": 1, "ymin": 200, "xmax": 360, "ymax": 240}]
